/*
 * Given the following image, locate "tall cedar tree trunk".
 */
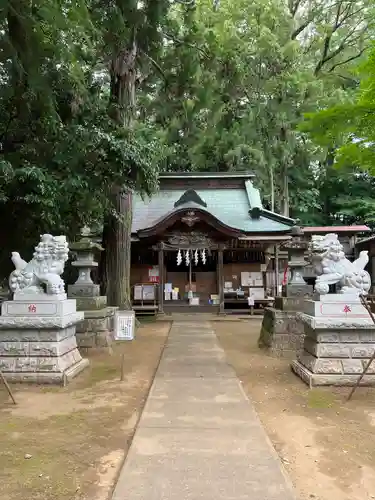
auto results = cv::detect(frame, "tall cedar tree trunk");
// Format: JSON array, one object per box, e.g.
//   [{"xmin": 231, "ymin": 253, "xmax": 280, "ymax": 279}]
[
  {"xmin": 268, "ymin": 162, "xmax": 275, "ymax": 212},
  {"xmin": 101, "ymin": 36, "xmax": 137, "ymax": 309},
  {"xmin": 7, "ymin": 1, "xmax": 30, "ymax": 123},
  {"xmin": 282, "ymin": 167, "xmax": 289, "ymax": 217},
  {"xmin": 280, "ymin": 125, "xmax": 290, "ymax": 217}
]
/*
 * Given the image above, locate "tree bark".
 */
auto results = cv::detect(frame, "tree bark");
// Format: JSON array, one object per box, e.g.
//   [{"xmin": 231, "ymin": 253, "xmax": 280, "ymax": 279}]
[
  {"xmin": 282, "ymin": 166, "xmax": 290, "ymax": 217},
  {"xmin": 269, "ymin": 163, "xmax": 275, "ymax": 212},
  {"xmin": 102, "ymin": 31, "xmax": 138, "ymax": 309},
  {"xmin": 103, "ymin": 187, "xmax": 133, "ymax": 309}
]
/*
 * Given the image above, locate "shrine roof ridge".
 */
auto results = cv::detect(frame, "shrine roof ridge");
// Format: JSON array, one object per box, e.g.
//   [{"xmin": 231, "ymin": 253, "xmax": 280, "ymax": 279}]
[
  {"xmin": 159, "ymin": 171, "xmax": 255, "ymax": 179},
  {"xmin": 303, "ymin": 225, "xmax": 370, "ymax": 233}
]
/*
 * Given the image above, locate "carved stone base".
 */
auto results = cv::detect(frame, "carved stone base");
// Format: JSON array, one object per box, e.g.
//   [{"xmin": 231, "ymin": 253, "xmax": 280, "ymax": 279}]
[
  {"xmin": 282, "ymin": 284, "xmax": 313, "ymax": 299},
  {"xmin": 76, "ymin": 306, "xmax": 117, "ymax": 349},
  {"xmin": 0, "ymin": 323, "xmax": 89, "ymax": 385},
  {"xmin": 1, "ymin": 359, "xmax": 89, "ymax": 385},
  {"xmin": 291, "ymin": 360, "xmax": 375, "ymax": 387},
  {"xmin": 75, "ymin": 296, "xmax": 107, "ymax": 311},
  {"xmin": 258, "ymin": 307, "xmax": 304, "ymax": 357},
  {"xmin": 68, "ymin": 283, "xmax": 101, "ymax": 297},
  {"xmin": 292, "ymin": 308, "xmax": 375, "ymax": 387},
  {"xmin": 275, "ymin": 296, "xmax": 308, "ymax": 312},
  {"xmin": 0, "ymin": 312, "xmax": 84, "ymax": 329},
  {"xmin": 302, "ymin": 294, "xmax": 369, "ymax": 318},
  {"xmin": 1, "ymin": 298, "xmax": 77, "ymax": 317}
]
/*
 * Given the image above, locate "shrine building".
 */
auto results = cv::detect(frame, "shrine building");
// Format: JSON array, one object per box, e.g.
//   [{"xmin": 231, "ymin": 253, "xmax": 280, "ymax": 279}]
[{"xmin": 130, "ymin": 172, "xmax": 296, "ymax": 315}]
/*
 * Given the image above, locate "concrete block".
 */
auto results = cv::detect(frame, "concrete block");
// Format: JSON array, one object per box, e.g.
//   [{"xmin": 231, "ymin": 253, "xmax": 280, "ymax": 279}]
[
  {"xmin": 298, "ymin": 354, "xmax": 343, "ymax": 374},
  {"xmin": 68, "ymin": 283, "xmax": 100, "ymax": 297},
  {"xmin": 75, "ymin": 296, "xmax": 107, "ymax": 311},
  {"xmin": 258, "ymin": 308, "xmax": 304, "ymax": 356},
  {"xmin": 0, "ymin": 321, "xmax": 88, "ymax": 384},
  {"xmin": 362, "ymin": 360, "xmax": 375, "ymax": 373},
  {"xmin": 291, "ymin": 360, "xmax": 375, "ymax": 387},
  {"xmin": 2, "ymin": 299, "xmax": 77, "ymax": 317},
  {"xmin": 292, "ymin": 303, "xmax": 375, "ymax": 387},
  {"xmin": 341, "ymin": 359, "xmax": 363, "ymax": 374},
  {"xmin": 350, "ymin": 344, "xmax": 375, "ymax": 358},
  {"xmin": 303, "ymin": 338, "xmax": 350, "ymax": 358},
  {"xmin": 0, "ymin": 312, "xmax": 84, "ymax": 329}
]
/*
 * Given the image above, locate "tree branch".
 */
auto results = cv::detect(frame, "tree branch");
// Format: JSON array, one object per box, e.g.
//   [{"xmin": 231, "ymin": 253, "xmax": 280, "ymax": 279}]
[
  {"xmin": 291, "ymin": 17, "xmax": 314, "ymax": 40},
  {"xmin": 289, "ymin": 0, "xmax": 304, "ymax": 17},
  {"xmin": 314, "ymin": 21, "xmax": 368, "ymax": 75},
  {"xmin": 162, "ymin": 32, "xmax": 209, "ymax": 58},
  {"xmin": 335, "ymin": 73, "xmax": 360, "ymax": 86},
  {"xmin": 333, "ymin": 0, "xmax": 344, "ymax": 29},
  {"xmin": 139, "ymin": 48, "xmax": 166, "ymax": 82},
  {"xmin": 328, "ymin": 47, "xmax": 368, "ymax": 72},
  {"xmin": 315, "ymin": 34, "xmax": 332, "ymax": 75},
  {"xmin": 336, "ymin": 5, "xmax": 368, "ymax": 29}
]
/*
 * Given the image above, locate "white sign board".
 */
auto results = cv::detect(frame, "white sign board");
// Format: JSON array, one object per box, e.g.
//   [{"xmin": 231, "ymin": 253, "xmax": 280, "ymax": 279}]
[
  {"xmin": 142, "ymin": 285, "xmax": 156, "ymax": 300},
  {"xmin": 134, "ymin": 285, "xmax": 143, "ymax": 300},
  {"xmin": 114, "ymin": 311, "xmax": 135, "ymax": 341},
  {"xmin": 250, "ymin": 272, "xmax": 263, "ymax": 286},
  {"xmin": 241, "ymin": 272, "xmax": 251, "ymax": 287},
  {"xmin": 249, "ymin": 288, "xmax": 265, "ymax": 300},
  {"xmin": 241, "ymin": 271, "xmax": 263, "ymax": 287}
]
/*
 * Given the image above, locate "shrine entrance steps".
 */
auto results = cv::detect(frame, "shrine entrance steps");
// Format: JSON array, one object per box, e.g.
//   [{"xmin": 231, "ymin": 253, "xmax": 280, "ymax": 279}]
[
  {"xmin": 163, "ymin": 303, "xmax": 219, "ymax": 314},
  {"xmin": 157, "ymin": 312, "xmax": 262, "ymax": 321},
  {"xmin": 111, "ymin": 320, "xmax": 296, "ymax": 500}
]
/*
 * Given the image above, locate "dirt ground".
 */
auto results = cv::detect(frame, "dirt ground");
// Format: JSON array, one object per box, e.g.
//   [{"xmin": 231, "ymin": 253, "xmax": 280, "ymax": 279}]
[
  {"xmin": 213, "ymin": 319, "xmax": 375, "ymax": 500},
  {"xmin": 0, "ymin": 320, "xmax": 170, "ymax": 500}
]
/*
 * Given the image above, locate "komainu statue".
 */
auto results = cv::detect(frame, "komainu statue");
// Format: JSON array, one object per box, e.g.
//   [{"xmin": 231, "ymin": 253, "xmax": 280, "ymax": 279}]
[
  {"xmin": 9, "ymin": 234, "xmax": 69, "ymax": 296},
  {"xmin": 309, "ymin": 233, "xmax": 370, "ymax": 296}
]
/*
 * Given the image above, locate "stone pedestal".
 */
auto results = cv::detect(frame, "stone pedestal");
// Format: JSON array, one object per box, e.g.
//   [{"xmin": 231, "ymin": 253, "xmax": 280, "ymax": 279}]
[
  {"xmin": 259, "ymin": 297, "xmax": 308, "ymax": 357},
  {"xmin": 68, "ymin": 227, "xmax": 117, "ymax": 349},
  {"xmin": 68, "ymin": 286, "xmax": 117, "ymax": 349},
  {"xmin": 291, "ymin": 294, "xmax": 375, "ymax": 386},
  {"xmin": 75, "ymin": 300, "xmax": 117, "ymax": 349},
  {"xmin": 258, "ymin": 227, "xmax": 313, "ymax": 356},
  {"xmin": 0, "ymin": 296, "xmax": 89, "ymax": 384}
]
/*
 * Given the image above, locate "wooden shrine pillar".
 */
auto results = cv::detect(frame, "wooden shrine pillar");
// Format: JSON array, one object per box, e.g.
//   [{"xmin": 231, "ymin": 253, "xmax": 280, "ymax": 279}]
[
  {"xmin": 218, "ymin": 245, "xmax": 225, "ymax": 314},
  {"xmin": 264, "ymin": 247, "xmax": 272, "ymax": 295},
  {"xmin": 158, "ymin": 243, "xmax": 165, "ymax": 314},
  {"xmin": 274, "ymin": 244, "xmax": 280, "ymax": 297}
]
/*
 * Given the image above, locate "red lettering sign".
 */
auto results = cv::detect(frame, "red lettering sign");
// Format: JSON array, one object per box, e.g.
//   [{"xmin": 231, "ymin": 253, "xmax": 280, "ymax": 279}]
[
  {"xmin": 28, "ymin": 304, "xmax": 37, "ymax": 313},
  {"xmin": 343, "ymin": 305, "xmax": 351, "ymax": 313}
]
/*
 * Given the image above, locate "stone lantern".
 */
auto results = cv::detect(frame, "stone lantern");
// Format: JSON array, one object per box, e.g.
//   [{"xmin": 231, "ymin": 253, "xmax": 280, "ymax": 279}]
[
  {"xmin": 259, "ymin": 226, "xmax": 313, "ymax": 357},
  {"xmin": 68, "ymin": 226, "xmax": 117, "ymax": 349},
  {"xmin": 282, "ymin": 226, "xmax": 312, "ymax": 298},
  {"xmin": 68, "ymin": 226, "xmax": 104, "ymax": 304}
]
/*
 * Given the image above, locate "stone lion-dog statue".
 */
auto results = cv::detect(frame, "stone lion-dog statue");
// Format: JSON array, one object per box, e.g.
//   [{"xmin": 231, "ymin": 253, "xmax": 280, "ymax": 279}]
[{"xmin": 309, "ymin": 233, "xmax": 370, "ymax": 296}]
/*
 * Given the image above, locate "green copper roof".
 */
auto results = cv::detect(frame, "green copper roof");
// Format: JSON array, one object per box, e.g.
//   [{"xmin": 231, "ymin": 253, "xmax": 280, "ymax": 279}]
[{"xmin": 132, "ymin": 179, "xmax": 294, "ymax": 234}]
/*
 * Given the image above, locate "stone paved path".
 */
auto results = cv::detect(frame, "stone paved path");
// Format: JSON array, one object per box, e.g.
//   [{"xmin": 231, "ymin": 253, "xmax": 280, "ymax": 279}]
[{"xmin": 112, "ymin": 321, "xmax": 297, "ymax": 500}]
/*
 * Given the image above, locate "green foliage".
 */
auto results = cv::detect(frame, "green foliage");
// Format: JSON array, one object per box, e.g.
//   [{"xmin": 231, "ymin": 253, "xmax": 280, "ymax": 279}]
[
  {"xmin": 302, "ymin": 165, "xmax": 375, "ymax": 228},
  {"xmin": 145, "ymin": 0, "xmax": 372, "ymax": 217},
  {"xmin": 0, "ymin": 0, "xmax": 169, "ymax": 278},
  {"xmin": 1, "ymin": 0, "xmax": 374, "ymax": 282},
  {"xmin": 301, "ymin": 33, "xmax": 375, "ymax": 171}
]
